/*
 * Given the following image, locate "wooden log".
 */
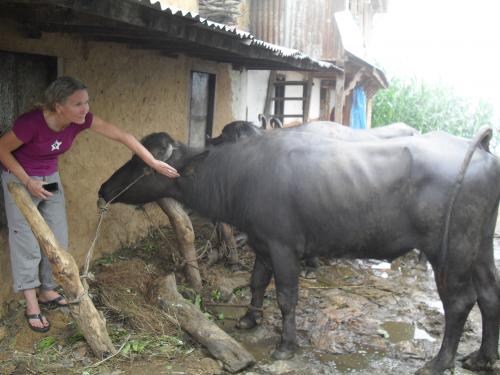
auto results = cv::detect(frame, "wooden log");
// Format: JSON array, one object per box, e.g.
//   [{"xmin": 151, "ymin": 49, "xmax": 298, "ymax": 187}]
[
  {"xmin": 153, "ymin": 274, "xmax": 255, "ymax": 373},
  {"xmin": 7, "ymin": 182, "xmax": 115, "ymax": 357},
  {"xmin": 156, "ymin": 198, "xmax": 202, "ymax": 292}
]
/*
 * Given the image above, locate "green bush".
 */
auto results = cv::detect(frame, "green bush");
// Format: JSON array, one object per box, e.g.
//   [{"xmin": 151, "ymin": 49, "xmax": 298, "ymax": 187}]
[{"xmin": 371, "ymin": 77, "xmax": 499, "ymax": 152}]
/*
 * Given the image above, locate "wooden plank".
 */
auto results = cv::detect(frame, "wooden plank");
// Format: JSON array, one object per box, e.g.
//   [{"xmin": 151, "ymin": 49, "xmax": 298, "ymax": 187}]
[
  {"xmin": 263, "ymin": 70, "xmax": 277, "ymax": 116},
  {"xmin": 274, "ymin": 114, "xmax": 304, "ymax": 118},
  {"xmin": 271, "ymin": 97, "xmax": 306, "ymax": 101},
  {"xmin": 303, "ymin": 72, "xmax": 313, "ymax": 122},
  {"xmin": 334, "ymin": 71, "xmax": 345, "ymax": 123},
  {"xmin": 273, "ymin": 80, "xmax": 307, "ymax": 85}
]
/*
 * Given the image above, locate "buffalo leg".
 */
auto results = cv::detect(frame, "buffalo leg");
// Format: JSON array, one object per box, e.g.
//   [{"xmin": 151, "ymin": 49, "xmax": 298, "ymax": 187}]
[
  {"xmin": 270, "ymin": 246, "xmax": 300, "ymax": 360},
  {"xmin": 417, "ymin": 261, "xmax": 477, "ymax": 374},
  {"xmin": 217, "ymin": 222, "xmax": 239, "ymax": 266},
  {"xmin": 463, "ymin": 235, "xmax": 500, "ymax": 371},
  {"xmin": 236, "ymin": 255, "xmax": 272, "ymax": 329}
]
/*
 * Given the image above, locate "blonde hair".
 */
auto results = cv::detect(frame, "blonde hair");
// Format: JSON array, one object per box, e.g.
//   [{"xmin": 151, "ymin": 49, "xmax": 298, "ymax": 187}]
[{"xmin": 43, "ymin": 76, "xmax": 87, "ymax": 111}]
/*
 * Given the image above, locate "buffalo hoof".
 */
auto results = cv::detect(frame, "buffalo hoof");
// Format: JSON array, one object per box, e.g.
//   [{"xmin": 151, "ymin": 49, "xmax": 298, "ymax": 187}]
[
  {"xmin": 300, "ymin": 269, "xmax": 317, "ymax": 280},
  {"xmin": 414, "ymin": 366, "xmax": 440, "ymax": 375},
  {"xmin": 271, "ymin": 345, "xmax": 295, "ymax": 360},
  {"xmin": 462, "ymin": 350, "xmax": 498, "ymax": 371},
  {"xmin": 236, "ymin": 315, "xmax": 258, "ymax": 330},
  {"xmin": 414, "ymin": 360, "xmax": 452, "ymax": 375}
]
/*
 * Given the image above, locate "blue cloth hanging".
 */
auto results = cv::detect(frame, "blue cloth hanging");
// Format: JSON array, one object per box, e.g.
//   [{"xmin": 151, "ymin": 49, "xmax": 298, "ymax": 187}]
[{"xmin": 350, "ymin": 86, "xmax": 367, "ymax": 129}]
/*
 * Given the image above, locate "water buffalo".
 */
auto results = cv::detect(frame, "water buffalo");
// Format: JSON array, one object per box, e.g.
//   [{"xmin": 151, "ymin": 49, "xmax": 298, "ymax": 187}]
[
  {"xmin": 98, "ymin": 128, "xmax": 500, "ymax": 374},
  {"xmin": 206, "ymin": 121, "xmax": 263, "ymax": 146},
  {"xmin": 208, "ymin": 120, "xmax": 421, "ymax": 275}
]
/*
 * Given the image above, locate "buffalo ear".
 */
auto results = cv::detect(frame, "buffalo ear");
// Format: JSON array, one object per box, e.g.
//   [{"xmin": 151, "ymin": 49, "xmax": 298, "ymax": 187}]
[
  {"xmin": 181, "ymin": 150, "xmax": 210, "ymax": 176},
  {"xmin": 154, "ymin": 143, "xmax": 175, "ymax": 162}
]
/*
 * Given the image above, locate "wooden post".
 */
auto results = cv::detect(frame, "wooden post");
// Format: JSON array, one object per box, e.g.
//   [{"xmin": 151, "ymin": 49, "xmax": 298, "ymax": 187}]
[
  {"xmin": 7, "ymin": 182, "xmax": 115, "ymax": 357},
  {"xmin": 153, "ymin": 274, "xmax": 255, "ymax": 373},
  {"xmin": 156, "ymin": 198, "xmax": 202, "ymax": 293},
  {"xmin": 303, "ymin": 72, "xmax": 314, "ymax": 123},
  {"xmin": 334, "ymin": 70, "xmax": 345, "ymax": 124}
]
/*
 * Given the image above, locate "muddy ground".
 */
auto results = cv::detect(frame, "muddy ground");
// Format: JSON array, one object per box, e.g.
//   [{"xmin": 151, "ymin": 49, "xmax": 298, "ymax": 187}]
[{"xmin": 1, "ymin": 214, "xmax": 499, "ymax": 375}]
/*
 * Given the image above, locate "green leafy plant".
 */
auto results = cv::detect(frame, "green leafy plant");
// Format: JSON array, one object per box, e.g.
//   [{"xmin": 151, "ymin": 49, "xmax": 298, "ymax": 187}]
[
  {"xmin": 192, "ymin": 294, "xmax": 202, "ymax": 310},
  {"xmin": 122, "ymin": 339, "xmax": 151, "ymax": 355},
  {"xmin": 36, "ymin": 336, "xmax": 56, "ymax": 352},
  {"xmin": 372, "ymin": 77, "xmax": 500, "ymax": 152},
  {"xmin": 211, "ymin": 289, "xmax": 222, "ymax": 302}
]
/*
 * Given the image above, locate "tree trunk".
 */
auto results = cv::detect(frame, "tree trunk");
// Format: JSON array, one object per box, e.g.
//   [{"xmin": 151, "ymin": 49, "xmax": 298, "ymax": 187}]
[
  {"xmin": 7, "ymin": 182, "xmax": 115, "ymax": 358},
  {"xmin": 156, "ymin": 198, "xmax": 202, "ymax": 292},
  {"xmin": 153, "ymin": 274, "xmax": 254, "ymax": 373}
]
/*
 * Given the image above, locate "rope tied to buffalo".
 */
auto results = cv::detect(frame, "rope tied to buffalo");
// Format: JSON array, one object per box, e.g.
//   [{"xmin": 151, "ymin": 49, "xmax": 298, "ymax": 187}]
[{"xmin": 78, "ymin": 171, "xmax": 151, "ymax": 299}]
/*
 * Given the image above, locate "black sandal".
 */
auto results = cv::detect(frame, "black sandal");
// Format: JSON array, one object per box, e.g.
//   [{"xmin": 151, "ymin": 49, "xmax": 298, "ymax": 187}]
[
  {"xmin": 25, "ymin": 313, "xmax": 50, "ymax": 333},
  {"xmin": 38, "ymin": 295, "xmax": 68, "ymax": 310}
]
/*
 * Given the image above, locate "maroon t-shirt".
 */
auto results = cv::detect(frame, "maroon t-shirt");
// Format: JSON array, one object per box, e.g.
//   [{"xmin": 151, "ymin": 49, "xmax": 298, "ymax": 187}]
[{"xmin": 4, "ymin": 109, "xmax": 93, "ymax": 176}]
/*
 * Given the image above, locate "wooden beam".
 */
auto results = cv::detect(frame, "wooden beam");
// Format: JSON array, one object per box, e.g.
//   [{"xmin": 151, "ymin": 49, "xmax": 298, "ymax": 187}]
[
  {"xmin": 303, "ymin": 72, "xmax": 314, "ymax": 122},
  {"xmin": 153, "ymin": 274, "xmax": 255, "ymax": 373},
  {"xmin": 7, "ymin": 182, "xmax": 115, "ymax": 358},
  {"xmin": 263, "ymin": 70, "xmax": 277, "ymax": 116},
  {"xmin": 156, "ymin": 198, "xmax": 202, "ymax": 293},
  {"xmin": 343, "ymin": 68, "xmax": 365, "ymax": 99},
  {"xmin": 334, "ymin": 71, "xmax": 345, "ymax": 124}
]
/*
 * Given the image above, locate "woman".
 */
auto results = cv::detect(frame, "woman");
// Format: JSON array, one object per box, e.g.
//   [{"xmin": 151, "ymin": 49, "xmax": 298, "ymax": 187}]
[{"xmin": 0, "ymin": 76, "xmax": 179, "ymax": 332}]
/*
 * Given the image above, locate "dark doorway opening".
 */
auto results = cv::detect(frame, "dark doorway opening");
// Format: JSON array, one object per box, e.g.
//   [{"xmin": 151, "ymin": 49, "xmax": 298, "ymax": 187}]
[{"xmin": 0, "ymin": 50, "xmax": 57, "ymax": 229}]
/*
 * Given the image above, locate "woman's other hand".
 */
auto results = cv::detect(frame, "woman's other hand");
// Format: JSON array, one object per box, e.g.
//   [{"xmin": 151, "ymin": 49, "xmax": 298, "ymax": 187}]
[{"xmin": 25, "ymin": 178, "xmax": 53, "ymax": 199}]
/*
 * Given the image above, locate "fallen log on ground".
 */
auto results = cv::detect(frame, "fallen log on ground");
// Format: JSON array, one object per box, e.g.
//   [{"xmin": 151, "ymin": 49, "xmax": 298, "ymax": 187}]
[
  {"xmin": 7, "ymin": 182, "xmax": 116, "ymax": 358},
  {"xmin": 156, "ymin": 198, "xmax": 202, "ymax": 293},
  {"xmin": 152, "ymin": 274, "xmax": 255, "ymax": 373}
]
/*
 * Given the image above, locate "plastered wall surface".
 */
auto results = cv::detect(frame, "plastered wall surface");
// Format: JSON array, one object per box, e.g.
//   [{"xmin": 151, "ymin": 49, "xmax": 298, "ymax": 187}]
[
  {"xmin": 246, "ymin": 70, "xmax": 270, "ymax": 125},
  {"xmin": 0, "ymin": 20, "xmax": 236, "ymax": 314}
]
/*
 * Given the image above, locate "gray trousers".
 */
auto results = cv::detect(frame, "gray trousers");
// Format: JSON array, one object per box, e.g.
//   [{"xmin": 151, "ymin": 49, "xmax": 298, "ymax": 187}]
[{"xmin": 1, "ymin": 171, "xmax": 68, "ymax": 293}]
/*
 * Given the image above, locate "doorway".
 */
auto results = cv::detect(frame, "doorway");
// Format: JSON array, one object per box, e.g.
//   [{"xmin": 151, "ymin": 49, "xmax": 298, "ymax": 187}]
[
  {"xmin": 0, "ymin": 50, "xmax": 57, "ymax": 228},
  {"xmin": 0, "ymin": 50, "xmax": 57, "ymax": 135},
  {"xmin": 188, "ymin": 71, "xmax": 216, "ymax": 148}
]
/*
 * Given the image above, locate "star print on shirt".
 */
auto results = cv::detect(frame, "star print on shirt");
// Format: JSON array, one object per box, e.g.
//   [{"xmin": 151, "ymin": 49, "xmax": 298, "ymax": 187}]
[{"xmin": 51, "ymin": 140, "xmax": 62, "ymax": 151}]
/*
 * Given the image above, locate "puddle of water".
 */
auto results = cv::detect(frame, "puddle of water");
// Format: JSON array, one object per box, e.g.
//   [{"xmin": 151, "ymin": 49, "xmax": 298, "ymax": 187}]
[
  {"xmin": 241, "ymin": 336, "xmax": 280, "ymax": 363},
  {"xmin": 381, "ymin": 321, "xmax": 436, "ymax": 343},
  {"xmin": 381, "ymin": 321, "xmax": 414, "ymax": 343},
  {"xmin": 316, "ymin": 351, "xmax": 372, "ymax": 372},
  {"xmin": 210, "ymin": 305, "xmax": 280, "ymax": 363}
]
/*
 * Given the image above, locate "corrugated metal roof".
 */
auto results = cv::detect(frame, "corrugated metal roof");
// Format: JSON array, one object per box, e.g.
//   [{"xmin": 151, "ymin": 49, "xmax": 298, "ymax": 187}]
[{"xmin": 135, "ymin": 0, "xmax": 338, "ymax": 70}]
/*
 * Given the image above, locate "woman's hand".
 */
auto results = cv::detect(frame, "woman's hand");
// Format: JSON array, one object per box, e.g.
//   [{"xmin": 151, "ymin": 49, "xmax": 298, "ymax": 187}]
[
  {"xmin": 25, "ymin": 178, "xmax": 53, "ymax": 199},
  {"xmin": 150, "ymin": 159, "xmax": 180, "ymax": 178},
  {"xmin": 90, "ymin": 117, "xmax": 180, "ymax": 178}
]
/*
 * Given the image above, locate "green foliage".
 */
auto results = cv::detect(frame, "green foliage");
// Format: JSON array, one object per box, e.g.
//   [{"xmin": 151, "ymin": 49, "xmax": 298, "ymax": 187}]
[
  {"xmin": 36, "ymin": 336, "xmax": 56, "ymax": 352},
  {"xmin": 372, "ymin": 77, "xmax": 500, "ymax": 151},
  {"xmin": 192, "ymin": 293, "xmax": 202, "ymax": 310},
  {"xmin": 210, "ymin": 289, "xmax": 222, "ymax": 302}
]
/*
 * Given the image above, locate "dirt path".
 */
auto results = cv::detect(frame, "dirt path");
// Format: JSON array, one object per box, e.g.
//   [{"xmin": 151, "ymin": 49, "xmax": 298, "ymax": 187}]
[{"xmin": 1, "ymin": 222, "xmax": 499, "ymax": 375}]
